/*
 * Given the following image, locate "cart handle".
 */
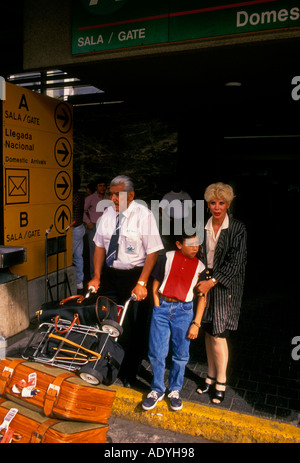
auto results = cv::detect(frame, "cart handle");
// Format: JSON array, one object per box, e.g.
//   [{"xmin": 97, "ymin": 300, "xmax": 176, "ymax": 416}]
[
  {"xmin": 54, "ymin": 314, "xmax": 80, "ymax": 333},
  {"xmin": 65, "ymin": 220, "xmax": 76, "ymax": 233},
  {"xmin": 118, "ymin": 295, "xmax": 137, "ymax": 327}
]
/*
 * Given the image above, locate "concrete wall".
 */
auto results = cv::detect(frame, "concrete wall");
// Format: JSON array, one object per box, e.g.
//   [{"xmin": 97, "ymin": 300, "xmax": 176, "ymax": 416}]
[
  {"xmin": 0, "ymin": 276, "xmax": 29, "ymax": 338},
  {"xmin": 1, "ymin": 266, "xmax": 76, "ymax": 340}
]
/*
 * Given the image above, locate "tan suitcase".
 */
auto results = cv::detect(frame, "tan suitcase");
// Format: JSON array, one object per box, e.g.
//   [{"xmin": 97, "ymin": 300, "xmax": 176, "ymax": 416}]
[
  {"xmin": 0, "ymin": 358, "xmax": 116, "ymax": 424},
  {"xmin": 0, "ymin": 398, "xmax": 109, "ymax": 443}
]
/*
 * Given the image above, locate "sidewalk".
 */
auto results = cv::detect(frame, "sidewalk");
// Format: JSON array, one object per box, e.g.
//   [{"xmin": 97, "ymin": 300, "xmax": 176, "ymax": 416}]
[
  {"xmin": 111, "ymin": 284, "xmax": 300, "ymax": 443},
  {"xmin": 6, "ymin": 284, "xmax": 300, "ymax": 443}
]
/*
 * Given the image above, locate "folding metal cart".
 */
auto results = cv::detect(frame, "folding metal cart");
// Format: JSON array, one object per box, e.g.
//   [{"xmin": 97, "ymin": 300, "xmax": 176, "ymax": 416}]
[{"xmin": 22, "ymin": 296, "xmax": 135, "ymax": 385}]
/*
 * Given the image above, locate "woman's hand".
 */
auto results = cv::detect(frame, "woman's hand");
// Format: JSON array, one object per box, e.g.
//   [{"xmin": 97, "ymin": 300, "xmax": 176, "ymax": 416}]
[{"xmin": 196, "ymin": 279, "xmax": 215, "ymax": 299}]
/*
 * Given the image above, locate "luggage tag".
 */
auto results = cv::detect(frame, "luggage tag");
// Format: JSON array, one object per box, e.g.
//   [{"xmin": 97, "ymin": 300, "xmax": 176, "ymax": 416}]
[
  {"xmin": 0, "ymin": 409, "xmax": 22, "ymax": 443},
  {"xmin": 12, "ymin": 372, "xmax": 40, "ymax": 398},
  {"xmin": 1, "ymin": 428, "xmax": 22, "ymax": 443},
  {"xmin": 0, "ymin": 427, "xmax": 14, "ymax": 444},
  {"xmin": 124, "ymin": 230, "xmax": 139, "ymax": 255},
  {"xmin": 0, "ymin": 408, "xmax": 18, "ymax": 443}
]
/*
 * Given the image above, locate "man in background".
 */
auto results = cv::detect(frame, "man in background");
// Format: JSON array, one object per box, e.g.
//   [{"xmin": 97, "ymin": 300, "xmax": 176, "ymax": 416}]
[{"xmin": 84, "ymin": 178, "xmax": 109, "ymax": 278}]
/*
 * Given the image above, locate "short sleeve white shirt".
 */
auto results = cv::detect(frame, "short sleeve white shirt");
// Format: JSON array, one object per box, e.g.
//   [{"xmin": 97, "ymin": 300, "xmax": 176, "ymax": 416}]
[{"xmin": 93, "ymin": 200, "xmax": 164, "ymax": 270}]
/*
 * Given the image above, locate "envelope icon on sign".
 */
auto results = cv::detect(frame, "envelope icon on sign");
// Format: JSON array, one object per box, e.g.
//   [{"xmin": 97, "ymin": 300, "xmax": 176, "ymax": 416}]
[
  {"xmin": 8, "ymin": 176, "xmax": 27, "ymax": 196},
  {"xmin": 5, "ymin": 169, "xmax": 30, "ymax": 205}
]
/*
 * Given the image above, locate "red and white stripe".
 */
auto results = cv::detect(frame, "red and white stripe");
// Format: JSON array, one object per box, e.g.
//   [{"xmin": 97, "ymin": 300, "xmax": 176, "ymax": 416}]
[{"xmin": 159, "ymin": 251, "xmax": 204, "ymax": 302}]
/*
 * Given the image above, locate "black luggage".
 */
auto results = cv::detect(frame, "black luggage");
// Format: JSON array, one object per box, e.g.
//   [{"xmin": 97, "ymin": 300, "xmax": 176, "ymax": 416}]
[
  {"xmin": 76, "ymin": 332, "xmax": 125, "ymax": 386},
  {"xmin": 23, "ymin": 296, "xmax": 135, "ymax": 386},
  {"xmin": 36, "ymin": 294, "xmax": 119, "ymax": 326}
]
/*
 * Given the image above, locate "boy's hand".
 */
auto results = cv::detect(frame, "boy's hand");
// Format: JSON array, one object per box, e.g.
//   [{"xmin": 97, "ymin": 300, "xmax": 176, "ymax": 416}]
[
  {"xmin": 187, "ymin": 324, "xmax": 199, "ymax": 340},
  {"xmin": 153, "ymin": 296, "xmax": 160, "ymax": 306}
]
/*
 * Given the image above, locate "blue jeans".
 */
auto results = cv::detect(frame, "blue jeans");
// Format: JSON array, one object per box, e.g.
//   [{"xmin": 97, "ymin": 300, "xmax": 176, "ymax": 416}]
[
  {"xmin": 72, "ymin": 224, "xmax": 85, "ymax": 284},
  {"xmin": 148, "ymin": 298, "xmax": 194, "ymax": 393}
]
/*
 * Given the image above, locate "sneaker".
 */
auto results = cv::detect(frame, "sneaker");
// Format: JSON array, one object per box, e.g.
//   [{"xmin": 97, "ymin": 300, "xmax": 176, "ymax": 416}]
[
  {"xmin": 76, "ymin": 282, "xmax": 83, "ymax": 290},
  {"xmin": 142, "ymin": 390, "xmax": 165, "ymax": 411},
  {"xmin": 168, "ymin": 390, "xmax": 183, "ymax": 411}
]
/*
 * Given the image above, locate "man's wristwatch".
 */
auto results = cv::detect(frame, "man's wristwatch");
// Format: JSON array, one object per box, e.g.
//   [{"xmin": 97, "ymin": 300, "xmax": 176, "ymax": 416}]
[
  {"xmin": 137, "ymin": 280, "xmax": 147, "ymax": 287},
  {"xmin": 211, "ymin": 278, "xmax": 218, "ymax": 286}
]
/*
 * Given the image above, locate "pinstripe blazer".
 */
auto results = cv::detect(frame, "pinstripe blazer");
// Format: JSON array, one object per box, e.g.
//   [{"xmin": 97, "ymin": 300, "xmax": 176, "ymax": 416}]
[{"xmin": 199, "ymin": 216, "xmax": 247, "ymax": 335}]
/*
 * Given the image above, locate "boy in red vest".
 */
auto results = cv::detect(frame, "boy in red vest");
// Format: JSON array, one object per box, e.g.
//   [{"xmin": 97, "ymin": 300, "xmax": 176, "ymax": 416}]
[{"xmin": 142, "ymin": 233, "xmax": 206, "ymax": 411}]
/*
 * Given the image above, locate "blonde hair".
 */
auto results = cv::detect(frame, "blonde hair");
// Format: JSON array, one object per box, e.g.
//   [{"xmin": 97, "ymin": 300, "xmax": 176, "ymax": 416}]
[{"xmin": 204, "ymin": 182, "xmax": 235, "ymax": 205}]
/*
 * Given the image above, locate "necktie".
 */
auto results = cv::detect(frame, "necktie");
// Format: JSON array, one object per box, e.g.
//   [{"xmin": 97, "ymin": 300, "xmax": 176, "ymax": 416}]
[{"xmin": 106, "ymin": 214, "xmax": 122, "ymax": 267}]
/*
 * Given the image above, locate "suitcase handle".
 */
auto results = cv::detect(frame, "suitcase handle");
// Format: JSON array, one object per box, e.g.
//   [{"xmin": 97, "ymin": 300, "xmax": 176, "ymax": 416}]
[
  {"xmin": 59, "ymin": 295, "xmax": 85, "ymax": 305},
  {"xmin": 54, "ymin": 314, "xmax": 80, "ymax": 333}
]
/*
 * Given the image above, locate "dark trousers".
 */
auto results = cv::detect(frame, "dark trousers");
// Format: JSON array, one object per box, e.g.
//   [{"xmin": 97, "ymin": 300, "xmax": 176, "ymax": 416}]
[{"xmin": 100, "ymin": 266, "xmax": 152, "ymax": 381}]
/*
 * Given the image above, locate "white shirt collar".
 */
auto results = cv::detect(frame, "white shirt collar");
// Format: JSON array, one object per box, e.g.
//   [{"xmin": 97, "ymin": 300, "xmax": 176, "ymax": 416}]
[
  {"xmin": 121, "ymin": 199, "xmax": 136, "ymax": 218},
  {"xmin": 205, "ymin": 213, "xmax": 229, "ymax": 231},
  {"xmin": 109, "ymin": 199, "xmax": 136, "ymax": 218}
]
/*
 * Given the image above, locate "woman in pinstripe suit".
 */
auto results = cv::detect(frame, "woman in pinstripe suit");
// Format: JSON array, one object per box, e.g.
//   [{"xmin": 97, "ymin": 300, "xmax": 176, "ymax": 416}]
[{"xmin": 196, "ymin": 183, "xmax": 247, "ymax": 404}]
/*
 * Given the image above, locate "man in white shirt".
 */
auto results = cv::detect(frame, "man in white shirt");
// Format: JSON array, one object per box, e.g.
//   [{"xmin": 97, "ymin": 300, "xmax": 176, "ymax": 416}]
[{"xmin": 89, "ymin": 175, "xmax": 164, "ymax": 386}]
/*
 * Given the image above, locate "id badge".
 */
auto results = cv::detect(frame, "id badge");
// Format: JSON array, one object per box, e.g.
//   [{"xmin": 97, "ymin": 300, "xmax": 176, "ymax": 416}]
[{"xmin": 124, "ymin": 231, "xmax": 139, "ymax": 255}]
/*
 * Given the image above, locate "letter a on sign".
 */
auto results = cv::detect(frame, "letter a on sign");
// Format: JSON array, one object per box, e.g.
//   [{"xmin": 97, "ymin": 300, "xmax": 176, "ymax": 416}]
[{"xmin": 19, "ymin": 94, "xmax": 29, "ymax": 111}]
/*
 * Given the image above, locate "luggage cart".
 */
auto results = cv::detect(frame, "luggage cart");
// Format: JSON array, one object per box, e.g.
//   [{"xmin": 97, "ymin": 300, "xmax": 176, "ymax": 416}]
[
  {"xmin": 45, "ymin": 222, "xmax": 74, "ymax": 302},
  {"xmin": 22, "ymin": 296, "xmax": 135, "ymax": 385}
]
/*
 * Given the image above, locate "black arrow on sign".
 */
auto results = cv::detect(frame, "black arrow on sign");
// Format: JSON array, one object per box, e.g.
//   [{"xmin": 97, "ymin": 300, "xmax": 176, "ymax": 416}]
[
  {"xmin": 57, "ymin": 108, "xmax": 70, "ymax": 128},
  {"xmin": 57, "ymin": 142, "xmax": 69, "ymax": 162},
  {"xmin": 57, "ymin": 176, "xmax": 69, "ymax": 196},
  {"xmin": 58, "ymin": 209, "xmax": 69, "ymax": 231}
]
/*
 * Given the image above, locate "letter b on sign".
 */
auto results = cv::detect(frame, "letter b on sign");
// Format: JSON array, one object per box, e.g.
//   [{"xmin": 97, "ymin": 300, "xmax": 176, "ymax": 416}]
[
  {"xmin": 0, "ymin": 76, "xmax": 6, "ymax": 101},
  {"xmin": 20, "ymin": 212, "xmax": 28, "ymax": 228}
]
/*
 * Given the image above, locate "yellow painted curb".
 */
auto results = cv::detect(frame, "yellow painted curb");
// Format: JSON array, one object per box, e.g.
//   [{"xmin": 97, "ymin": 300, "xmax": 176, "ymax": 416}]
[{"xmin": 111, "ymin": 385, "xmax": 300, "ymax": 443}]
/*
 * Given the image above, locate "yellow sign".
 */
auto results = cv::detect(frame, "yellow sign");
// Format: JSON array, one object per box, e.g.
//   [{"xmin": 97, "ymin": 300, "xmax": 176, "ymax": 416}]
[
  {"xmin": 4, "ymin": 132, "xmax": 73, "ymax": 169},
  {"xmin": 2, "ymin": 86, "xmax": 73, "ymax": 134},
  {"xmin": 1, "ymin": 83, "xmax": 73, "ymax": 281}
]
